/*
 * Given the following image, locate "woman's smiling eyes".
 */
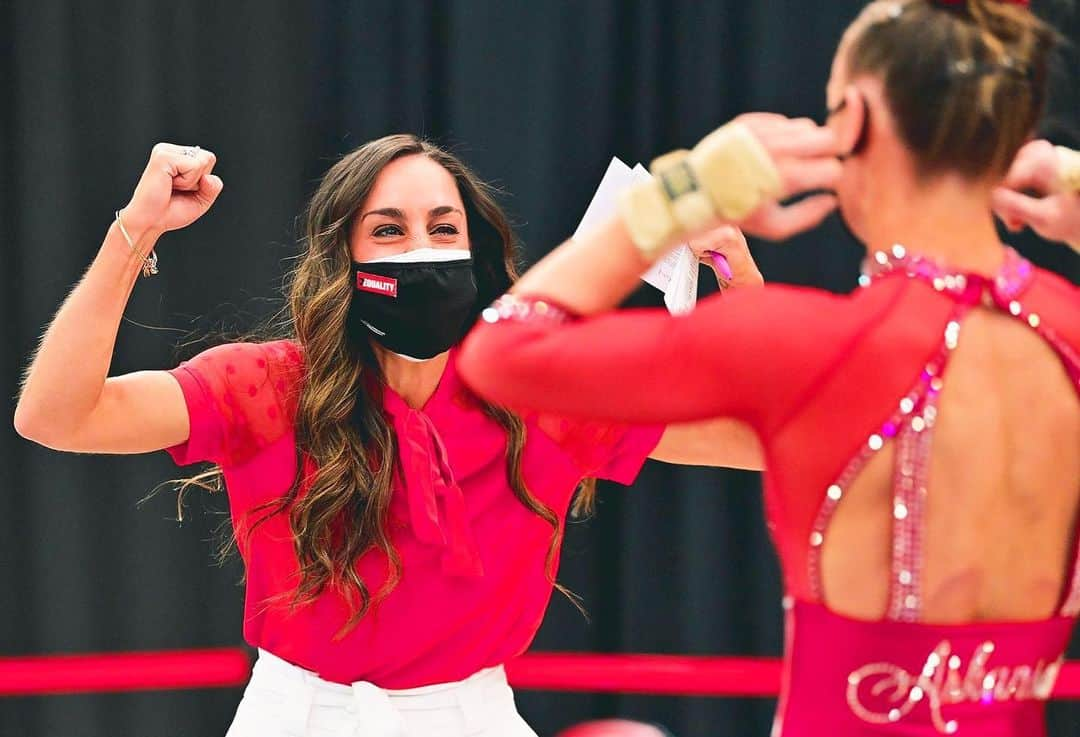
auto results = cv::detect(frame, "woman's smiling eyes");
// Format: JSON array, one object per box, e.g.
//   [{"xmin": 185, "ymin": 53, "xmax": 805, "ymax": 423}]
[{"xmin": 372, "ymin": 223, "xmax": 460, "ymax": 239}]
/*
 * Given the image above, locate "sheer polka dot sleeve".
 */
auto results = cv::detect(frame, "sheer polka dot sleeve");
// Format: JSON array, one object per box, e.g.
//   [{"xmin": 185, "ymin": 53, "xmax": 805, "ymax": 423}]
[
  {"xmin": 166, "ymin": 340, "xmax": 303, "ymax": 467},
  {"xmin": 536, "ymin": 415, "xmax": 664, "ymax": 485}
]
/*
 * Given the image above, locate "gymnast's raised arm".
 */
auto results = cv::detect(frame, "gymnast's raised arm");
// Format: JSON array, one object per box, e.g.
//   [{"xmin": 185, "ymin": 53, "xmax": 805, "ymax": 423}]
[
  {"xmin": 483, "ymin": 114, "xmax": 839, "ymax": 317},
  {"xmin": 458, "ymin": 114, "xmax": 843, "ymax": 426}
]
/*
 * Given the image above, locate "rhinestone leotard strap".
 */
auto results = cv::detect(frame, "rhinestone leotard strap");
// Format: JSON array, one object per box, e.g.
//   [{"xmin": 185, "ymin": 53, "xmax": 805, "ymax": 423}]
[{"xmin": 807, "ymin": 245, "xmax": 1080, "ymax": 620}]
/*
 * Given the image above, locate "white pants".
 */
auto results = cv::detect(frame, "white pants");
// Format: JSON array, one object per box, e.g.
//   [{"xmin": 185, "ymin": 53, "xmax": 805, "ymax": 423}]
[{"xmin": 225, "ymin": 649, "xmax": 539, "ymax": 737}]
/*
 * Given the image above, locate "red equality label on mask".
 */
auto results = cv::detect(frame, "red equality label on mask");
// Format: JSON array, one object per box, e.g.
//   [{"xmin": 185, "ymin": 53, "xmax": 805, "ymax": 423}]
[{"xmin": 356, "ymin": 272, "xmax": 398, "ymax": 298}]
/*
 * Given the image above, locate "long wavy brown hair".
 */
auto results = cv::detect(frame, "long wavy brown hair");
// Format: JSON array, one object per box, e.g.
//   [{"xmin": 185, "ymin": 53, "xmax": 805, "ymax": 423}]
[{"xmin": 177, "ymin": 135, "xmax": 594, "ymax": 635}]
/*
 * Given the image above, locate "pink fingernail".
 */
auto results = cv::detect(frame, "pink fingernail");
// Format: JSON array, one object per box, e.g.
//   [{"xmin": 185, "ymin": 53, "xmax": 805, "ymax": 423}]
[{"xmin": 708, "ymin": 251, "xmax": 734, "ymax": 281}]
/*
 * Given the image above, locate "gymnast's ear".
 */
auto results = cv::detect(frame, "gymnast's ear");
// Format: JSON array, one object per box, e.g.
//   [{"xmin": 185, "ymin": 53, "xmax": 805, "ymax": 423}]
[{"xmin": 835, "ymin": 85, "xmax": 868, "ymax": 159}]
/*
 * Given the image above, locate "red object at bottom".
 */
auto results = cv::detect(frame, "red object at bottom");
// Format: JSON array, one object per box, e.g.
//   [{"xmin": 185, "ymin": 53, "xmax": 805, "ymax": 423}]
[{"xmin": 555, "ymin": 719, "xmax": 668, "ymax": 737}]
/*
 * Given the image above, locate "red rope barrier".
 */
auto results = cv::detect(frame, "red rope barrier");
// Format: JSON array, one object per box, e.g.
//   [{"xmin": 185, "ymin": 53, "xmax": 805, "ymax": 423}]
[
  {"xmin": 508, "ymin": 654, "xmax": 781, "ymax": 697},
  {"xmin": 3, "ymin": 649, "xmax": 1080, "ymax": 699},
  {"xmin": 0, "ymin": 648, "xmax": 251, "ymax": 696}
]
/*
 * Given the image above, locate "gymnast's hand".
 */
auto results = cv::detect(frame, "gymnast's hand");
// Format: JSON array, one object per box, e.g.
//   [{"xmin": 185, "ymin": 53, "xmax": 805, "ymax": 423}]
[
  {"xmin": 992, "ymin": 139, "xmax": 1080, "ymax": 251},
  {"xmin": 688, "ymin": 225, "xmax": 764, "ymax": 289},
  {"xmin": 119, "ymin": 143, "xmax": 224, "ymax": 240},
  {"xmin": 730, "ymin": 113, "xmax": 842, "ymax": 241}
]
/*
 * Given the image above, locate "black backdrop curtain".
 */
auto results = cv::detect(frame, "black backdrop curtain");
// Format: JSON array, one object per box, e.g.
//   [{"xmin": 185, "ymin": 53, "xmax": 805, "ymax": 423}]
[{"xmin": 1, "ymin": 2, "xmax": 1077, "ymax": 736}]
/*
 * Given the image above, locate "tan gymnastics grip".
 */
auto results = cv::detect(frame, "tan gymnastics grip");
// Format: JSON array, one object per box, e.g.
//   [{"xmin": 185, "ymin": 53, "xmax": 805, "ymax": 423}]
[{"xmin": 617, "ymin": 122, "xmax": 782, "ymax": 261}]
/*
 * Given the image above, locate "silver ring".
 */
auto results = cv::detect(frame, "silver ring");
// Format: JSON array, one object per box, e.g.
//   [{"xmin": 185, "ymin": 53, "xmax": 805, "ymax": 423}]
[{"xmin": 181, "ymin": 146, "xmax": 199, "ymax": 158}]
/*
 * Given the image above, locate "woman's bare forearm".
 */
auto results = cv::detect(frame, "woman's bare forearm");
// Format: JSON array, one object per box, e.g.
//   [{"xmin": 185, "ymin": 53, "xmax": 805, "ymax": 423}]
[{"xmin": 16, "ymin": 223, "xmax": 160, "ymax": 439}]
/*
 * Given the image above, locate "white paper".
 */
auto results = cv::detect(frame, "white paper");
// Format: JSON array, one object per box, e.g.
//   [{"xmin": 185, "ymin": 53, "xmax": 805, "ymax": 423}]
[
  {"xmin": 573, "ymin": 157, "xmax": 635, "ymax": 239},
  {"xmin": 648, "ymin": 245, "xmax": 699, "ymax": 315},
  {"xmin": 574, "ymin": 157, "xmax": 699, "ymax": 315}
]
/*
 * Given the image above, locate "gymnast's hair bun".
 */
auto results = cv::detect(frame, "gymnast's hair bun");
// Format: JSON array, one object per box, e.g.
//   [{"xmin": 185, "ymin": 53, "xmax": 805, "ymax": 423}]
[{"xmin": 844, "ymin": 0, "xmax": 1058, "ymax": 178}]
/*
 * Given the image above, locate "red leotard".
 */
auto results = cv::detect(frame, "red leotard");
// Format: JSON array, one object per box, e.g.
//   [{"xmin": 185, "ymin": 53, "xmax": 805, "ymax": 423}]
[{"xmin": 459, "ymin": 248, "xmax": 1080, "ymax": 736}]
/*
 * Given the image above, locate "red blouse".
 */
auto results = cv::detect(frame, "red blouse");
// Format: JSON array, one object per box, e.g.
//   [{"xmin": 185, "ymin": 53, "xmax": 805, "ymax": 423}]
[{"xmin": 166, "ymin": 343, "xmax": 661, "ymax": 687}]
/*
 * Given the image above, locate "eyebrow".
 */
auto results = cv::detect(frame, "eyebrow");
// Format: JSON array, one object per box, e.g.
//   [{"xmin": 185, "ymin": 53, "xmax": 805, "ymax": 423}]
[
  {"xmin": 360, "ymin": 206, "xmax": 464, "ymax": 222},
  {"xmin": 429, "ymin": 206, "xmax": 463, "ymax": 219}
]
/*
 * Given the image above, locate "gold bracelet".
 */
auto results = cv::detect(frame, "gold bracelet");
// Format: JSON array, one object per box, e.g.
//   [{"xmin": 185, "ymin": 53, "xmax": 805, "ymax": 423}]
[{"xmin": 114, "ymin": 210, "xmax": 159, "ymax": 277}]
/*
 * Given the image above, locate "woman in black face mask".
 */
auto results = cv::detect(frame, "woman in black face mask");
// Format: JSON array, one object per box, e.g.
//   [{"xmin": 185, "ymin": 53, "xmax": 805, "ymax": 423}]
[{"xmin": 15, "ymin": 133, "xmax": 766, "ymax": 737}]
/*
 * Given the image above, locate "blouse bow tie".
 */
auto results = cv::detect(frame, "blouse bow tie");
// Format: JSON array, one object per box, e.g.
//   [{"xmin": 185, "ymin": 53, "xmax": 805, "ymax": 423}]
[{"xmin": 389, "ymin": 406, "xmax": 484, "ymax": 578}]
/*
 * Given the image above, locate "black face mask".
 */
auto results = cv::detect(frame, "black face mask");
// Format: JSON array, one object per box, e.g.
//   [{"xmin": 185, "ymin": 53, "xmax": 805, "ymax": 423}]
[{"xmin": 347, "ymin": 251, "xmax": 478, "ymax": 361}]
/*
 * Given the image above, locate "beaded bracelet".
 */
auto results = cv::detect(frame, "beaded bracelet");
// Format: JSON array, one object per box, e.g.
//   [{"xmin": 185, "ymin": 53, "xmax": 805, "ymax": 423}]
[{"xmin": 480, "ymin": 294, "xmax": 575, "ymax": 325}]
